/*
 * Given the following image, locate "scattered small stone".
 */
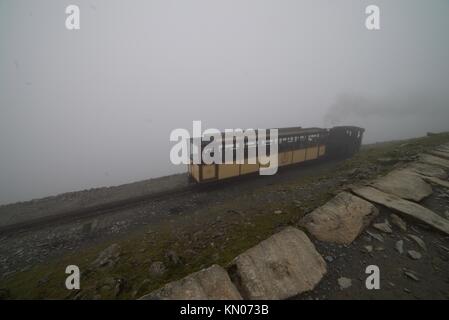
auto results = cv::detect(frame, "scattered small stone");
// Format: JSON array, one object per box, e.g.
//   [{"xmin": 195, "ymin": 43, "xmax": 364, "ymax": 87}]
[
  {"xmin": 149, "ymin": 261, "xmax": 166, "ymax": 276},
  {"xmin": 407, "ymin": 234, "xmax": 427, "ymax": 251},
  {"xmin": 404, "ymin": 288, "xmax": 411, "ymax": 293},
  {"xmin": 363, "ymin": 245, "xmax": 373, "ymax": 253},
  {"xmin": 165, "ymin": 250, "xmax": 181, "ymax": 265},
  {"xmin": 91, "ymin": 219, "xmax": 99, "ymax": 231},
  {"xmin": 404, "ymin": 270, "xmax": 420, "ymax": 282},
  {"xmin": 133, "ymin": 279, "xmax": 152, "ymax": 298},
  {"xmin": 375, "ymin": 246, "xmax": 385, "ymax": 251},
  {"xmin": 192, "ymin": 230, "xmax": 203, "ymax": 241},
  {"xmin": 377, "ymin": 157, "xmax": 396, "ymax": 165},
  {"xmin": 445, "ymin": 211, "xmax": 449, "ymax": 220},
  {"xmin": 437, "ymin": 244, "xmax": 449, "ymax": 252},
  {"xmin": 395, "ymin": 240, "xmax": 404, "ymax": 254},
  {"xmin": 114, "ymin": 278, "xmax": 125, "ymax": 297},
  {"xmin": 37, "ymin": 275, "xmax": 50, "ymax": 287},
  {"xmin": 0, "ymin": 288, "xmax": 10, "ymax": 299},
  {"xmin": 97, "ymin": 277, "xmax": 117, "ymax": 293},
  {"xmin": 91, "ymin": 244, "xmax": 121, "ymax": 268},
  {"xmin": 373, "ymin": 219, "xmax": 393, "ymax": 233},
  {"xmin": 362, "ymin": 236, "xmax": 372, "ymax": 242},
  {"xmin": 325, "ymin": 256, "xmax": 334, "ymax": 263},
  {"xmin": 366, "ymin": 231, "xmax": 384, "ymax": 243},
  {"xmin": 391, "ymin": 214, "xmax": 407, "ymax": 231},
  {"xmin": 337, "ymin": 277, "xmax": 352, "ymax": 290},
  {"xmin": 274, "ymin": 210, "xmax": 283, "ymax": 215},
  {"xmin": 407, "ymin": 250, "xmax": 422, "ymax": 260}
]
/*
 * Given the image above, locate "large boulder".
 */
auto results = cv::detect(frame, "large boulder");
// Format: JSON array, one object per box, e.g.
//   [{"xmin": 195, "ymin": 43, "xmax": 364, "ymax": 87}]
[
  {"xmin": 139, "ymin": 264, "xmax": 242, "ymax": 300},
  {"xmin": 351, "ymin": 186, "xmax": 449, "ymax": 236},
  {"xmin": 300, "ymin": 192, "xmax": 379, "ymax": 244},
  {"xmin": 228, "ymin": 227, "xmax": 326, "ymax": 300},
  {"xmin": 370, "ymin": 169, "xmax": 432, "ymax": 202}
]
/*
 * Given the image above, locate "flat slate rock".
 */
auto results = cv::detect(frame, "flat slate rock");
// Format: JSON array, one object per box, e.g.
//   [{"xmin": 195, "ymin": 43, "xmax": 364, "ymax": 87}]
[
  {"xmin": 370, "ymin": 169, "xmax": 432, "ymax": 202},
  {"xmin": 436, "ymin": 147, "xmax": 449, "ymax": 154},
  {"xmin": 228, "ymin": 227, "xmax": 326, "ymax": 300},
  {"xmin": 301, "ymin": 192, "xmax": 378, "ymax": 244},
  {"xmin": 419, "ymin": 154, "xmax": 449, "ymax": 169},
  {"xmin": 405, "ymin": 162, "xmax": 447, "ymax": 179},
  {"xmin": 351, "ymin": 186, "xmax": 449, "ymax": 236},
  {"xmin": 420, "ymin": 175, "xmax": 449, "ymax": 189},
  {"xmin": 140, "ymin": 264, "xmax": 242, "ymax": 300},
  {"xmin": 429, "ymin": 150, "xmax": 449, "ymax": 160}
]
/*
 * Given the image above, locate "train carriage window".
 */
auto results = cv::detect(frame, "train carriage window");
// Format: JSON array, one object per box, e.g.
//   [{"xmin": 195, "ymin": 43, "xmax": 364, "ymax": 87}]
[{"xmin": 300, "ymin": 135, "xmax": 306, "ymax": 148}]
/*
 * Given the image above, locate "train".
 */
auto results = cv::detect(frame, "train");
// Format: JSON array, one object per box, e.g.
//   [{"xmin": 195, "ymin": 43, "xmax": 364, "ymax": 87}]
[{"xmin": 188, "ymin": 126, "xmax": 364, "ymax": 183}]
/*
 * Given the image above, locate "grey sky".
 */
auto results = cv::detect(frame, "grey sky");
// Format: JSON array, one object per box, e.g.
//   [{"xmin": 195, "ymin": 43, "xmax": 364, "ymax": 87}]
[{"xmin": 1, "ymin": 0, "xmax": 449, "ymax": 204}]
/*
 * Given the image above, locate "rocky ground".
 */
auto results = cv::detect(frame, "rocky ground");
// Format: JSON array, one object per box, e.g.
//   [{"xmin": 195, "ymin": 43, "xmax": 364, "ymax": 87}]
[
  {"xmin": 299, "ymin": 199, "xmax": 449, "ymax": 300},
  {"xmin": 1, "ymin": 133, "xmax": 449, "ymax": 300}
]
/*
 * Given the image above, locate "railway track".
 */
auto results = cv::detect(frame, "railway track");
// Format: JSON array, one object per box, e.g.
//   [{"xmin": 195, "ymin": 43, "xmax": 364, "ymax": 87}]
[
  {"xmin": 0, "ymin": 157, "xmax": 343, "ymax": 237},
  {"xmin": 0, "ymin": 183, "xmax": 201, "ymax": 236},
  {"xmin": 0, "ymin": 172, "xmax": 270, "ymax": 236},
  {"xmin": 1, "ymin": 126, "xmax": 365, "ymax": 237}
]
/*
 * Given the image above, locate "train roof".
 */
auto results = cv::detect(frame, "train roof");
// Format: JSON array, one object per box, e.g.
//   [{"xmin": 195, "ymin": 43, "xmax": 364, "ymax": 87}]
[
  {"xmin": 330, "ymin": 126, "xmax": 365, "ymax": 132},
  {"xmin": 276, "ymin": 126, "xmax": 327, "ymax": 137},
  {"xmin": 196, "ymin": 126, "xmax": 327, "ymax": 141},
  {"xmin": 194, "ymin": 126, "xmax": 329, "ymax": 143},
  {"xmin": 193, "ymin": 126, "xmax": 364, "ymax": 142}
]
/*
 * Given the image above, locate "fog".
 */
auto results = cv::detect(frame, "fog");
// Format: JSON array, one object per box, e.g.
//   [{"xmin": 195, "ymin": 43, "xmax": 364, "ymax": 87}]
[{"xmin": 1, "ymin": 0, "xmax": 449, "ymax": 204}]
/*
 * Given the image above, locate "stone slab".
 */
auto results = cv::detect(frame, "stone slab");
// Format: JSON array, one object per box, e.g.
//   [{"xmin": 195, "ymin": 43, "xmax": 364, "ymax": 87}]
[
  {"xmin": 228, "ymin": 227, "xmax": 326, "ymax": 300},
  {"xmin": 301, "ymin": 192, "xmax": 378, "ymax": 244}
]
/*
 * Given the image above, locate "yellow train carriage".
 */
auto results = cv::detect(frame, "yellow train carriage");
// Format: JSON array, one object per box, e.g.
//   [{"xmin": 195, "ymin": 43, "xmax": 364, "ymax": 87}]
[{"xmin": 188, "ymin": 127, "xmax": 330, "ymax": 183}]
